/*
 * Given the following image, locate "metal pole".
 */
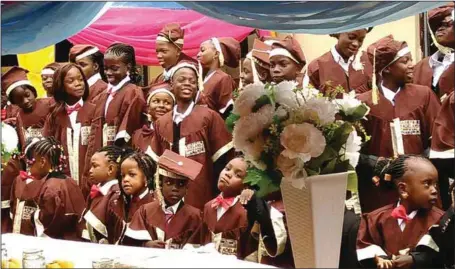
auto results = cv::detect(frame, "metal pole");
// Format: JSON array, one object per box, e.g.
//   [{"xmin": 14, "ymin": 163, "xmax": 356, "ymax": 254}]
[{"xmin": 423, "ymin": 12, "xmax": 429, "ymax": 58}]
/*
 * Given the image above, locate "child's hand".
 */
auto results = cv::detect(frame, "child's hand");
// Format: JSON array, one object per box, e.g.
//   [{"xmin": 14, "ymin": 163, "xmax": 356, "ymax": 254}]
[
  {"xmin": 240, "ymin": 189, "xmax": 255, "ymax": 205},
  {"xmin": 144, "ymin": 240, "xmax": 166, "ymax": 248},
  {"xmin": 374, "ymin": 255, "xmax": 393, "ymax": 269},
  {"xmin": 392, "ymin": 254, "xmax": 413, "ymax": 268}
]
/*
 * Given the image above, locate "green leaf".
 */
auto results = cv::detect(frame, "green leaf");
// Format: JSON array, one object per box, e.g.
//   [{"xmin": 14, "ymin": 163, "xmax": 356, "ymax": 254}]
[
  {"xmin": 329, "ymin": 122, "xmax": 353, "ymax": 152},
  {"xmin": 320, "ymin": 158, "xmax": 337, "ymax": 174},
  {"xmin": 306, "ymin": 146, "xmax": 337, "ymax": 171},
  {"xmin": 346, "ymin": 172, "xmax": 358, "ymax": 193},
  {"xmin": 243, "ymin": 167, "xmax": 281, "ymax": 198},
  {"xmin": 349, "ymin": 104, "xmax": 370, "ymax": 121},
  {"xmin": 306, "ymin": 168, "xmax": 320, "ymax": 177},
  {"xmin": 334, "ymin": 159, "xmax": 351, "ymax": 173},
  {"xmin": 252, "ymin": 95, "xmax": 271, "ymax": 112},
  {"xmin": 225, "ymin": 113, "xmax": 240, "ymax": 133}
]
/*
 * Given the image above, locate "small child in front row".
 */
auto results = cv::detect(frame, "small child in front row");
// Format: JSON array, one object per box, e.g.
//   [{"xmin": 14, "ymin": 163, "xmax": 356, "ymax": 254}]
[
  {"xmin": 79, "ymin": 145, "xmax": 123, "ymax": 243},
  {"xmin": 123, "ymin": 149, "xmax": 202, "ymax": 249},
  {"xmin": 356, "ymin": 155, "xmax": 444, "ymax": 268},
  {"xmin": 198, "ymin": 157, "xmax": 258, "ymax": 259},
  {"xmin": 29, "ymin": 137, "xmax": 86, "ymax": 240},
  {"xmin": 106, "ymin": 149, "xmax": 155, "ymax": 244}
]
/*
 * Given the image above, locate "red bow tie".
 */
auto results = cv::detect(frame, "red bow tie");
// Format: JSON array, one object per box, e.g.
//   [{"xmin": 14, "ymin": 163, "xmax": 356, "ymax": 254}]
[
  {"xmin": 391, "ymin": 205, "xmax": 411, "ymax": 222},
  {"xmin": 90, "ymin": 185, "xmax": 102, "ymax": 199},
  {"xmin": 1, "ymin": 109, "xmax": 6, "ymax": 120},
  {"xmin": 164, "ymin": 208, "xmax": 175, "ymax": 224},
  {"xmin": 66, "ymin": 103, "xmax": 82, "ymax": 115},
  {"xmin": 19, "ymin": 171, "xmax": 35, "ymax": 181},
  {"xmin": 211, "ymin": 195, "xmax": 235, "ymax": 210},
  {"xmin": 107, "ymin": 87, "xmax": 118, "ymax": 97}
]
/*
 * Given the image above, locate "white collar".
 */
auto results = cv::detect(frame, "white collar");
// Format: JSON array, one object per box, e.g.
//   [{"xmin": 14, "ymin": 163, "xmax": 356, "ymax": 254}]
[
  {"xmin": 331, "ymin": 46, "xmax": 354, "ymax": 66},
  {"xmin": 107, "ymin": 76, "xmax": 130, "ymax": 94},
  {"xmin": 65, "ymin": 99, "xmax": 83, "ymax": 110},
  {"xmin": 396, "ymin": 200, "xmax": 418, "ymax": 225},
  {"xmin": 429, "ymin": 51, "xmax": 454, "ymax": 68},
  {"xmin": 164, "ymin": 199, "xmax": 182, "ymax": 214},
  {"xmin": 97, "ymin": 179, "xmax": 118, "ymax": 196},
  {"xmin": 87, "ymin": 73, "xmax": 102, "ymax": 87},
  {"xmin": 136, "ymin": 188, "xmax": 149, "ymax": 200},
  {"xmin": 203, "ymin": 70, "xmax": 217, "ymax": 84},
  {"xmin": 173, "ymin": 102, "xmax": 195, "ymax": 124},
  {"xmin": 381, "ymin": 82, "xmax": 401, "ymax": 105}
]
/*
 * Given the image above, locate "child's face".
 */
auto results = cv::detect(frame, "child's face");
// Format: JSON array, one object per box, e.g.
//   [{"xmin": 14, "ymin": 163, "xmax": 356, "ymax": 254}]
[
  {"xmin": 121, "ymin": 158, "xmax": 147, "ymax": 196},
  {"xmin": 64, "ymin": 67, "xmax": 85, "ymax": 100},
  {"xmin": 197, "ymin": 41, "xmax": 218, "ymax": 67},
  {"xmin": 435, "ymin": 15, "xmax": 454, "ymax": 48},
  {"xmin": 104, "ymin": 55, "xmax": 130, "ymax": 85},
  {"xmin": 270, "ymin": 55, "xmax": 301, "ymax": 83},
  {"xmin": 401, "ymin": 159, "xmax": 439, "ymax": 210},
  {"xmin": 89, "ymin": 152, "xmax": 116, "ymax": 185},
  {"xmin": 218, "ymin": 158, "xmax": 247, "ymax": 197},
  {"xmin": 171, "ymin": 68, "xmax": 198, "ymax": 103},
  {"xmin": 41, "ymin": 74, "xmax": 54, "ymax": 96},
  {"xmin": 156, "ymin": 41, "xmax": 180, "ymax": 70},
  {"xmin": 240, "ymin": 58, "xmax": 253, "ymax": 86},
  {"xmin": 148, "ymin": 92, "xmax": 174, "ymax": 122},
  {"xmin": 28, "ymin": 152, "xmax": 51, "ymax": 179},
  {"xmin": 10, "ymin": 86, "xmax": 36, "ymax": 112},
  {"xmin": 161, "ymin": 176, "xmax": 188, "ymax": 206},
  {"xmin": 384, "ymin": 54, "xmax": 414, "ymax": 86},
  {"xmin": 76, "ymin": 57, "xmax": 98, "ymax": 80},
  {"xmin": 336, "ymin": 29, "xmax": 367, "ymax": 59}
]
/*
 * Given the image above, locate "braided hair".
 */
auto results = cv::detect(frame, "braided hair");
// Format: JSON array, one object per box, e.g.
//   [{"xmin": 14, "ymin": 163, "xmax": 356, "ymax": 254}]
[
  {"xmin": 71, "ymin": 51, "xmax": 107, "ymax": 82},
  {"xmin": 105, "ymin": 43, "xmax": 141, "ymax": 85},
  {"xmin": 372, "ymin": 155, "xmax": 433, "ymax": 189},
  {"xmin": 24, "ymin": 137, "xmax": 67, "ymax": 179}
]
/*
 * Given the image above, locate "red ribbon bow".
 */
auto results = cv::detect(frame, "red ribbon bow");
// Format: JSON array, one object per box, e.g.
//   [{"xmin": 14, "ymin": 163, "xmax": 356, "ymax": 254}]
[
  {"xmin": 66, "ymin": 103, "xmax": 82, "ymax": 115},
  {"xmin": 211, "ymin": 195, "xmax": 235, "ymax": 210},
  {"xmin": 90, "ymin": 185, "xmax": 101, "ymax": 199},
  {"xmin": 391, "ymin": 205, "xmax": 411, "ymax": 222},
  {"xmin": 165, "ymin": 210, "xmax": 174, "ymax": 224},
  {"xmin": 1, "ymin": 109, "xmax": 6, "ymax": 120},
  {"xmin": 19, "ymin": 171, "xmax": 35, "ymax": 181}
]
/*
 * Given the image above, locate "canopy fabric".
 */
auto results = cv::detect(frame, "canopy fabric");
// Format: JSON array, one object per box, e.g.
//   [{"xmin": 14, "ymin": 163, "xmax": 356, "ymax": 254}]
[
  {"xmin": 180, "ymin": 1, "xmax": 448, "ymax": 34},
  {"xmin": 1, "ymin": 2, "xmax": 109, "ymax": 55},
  {"xmin": 68, "ymin": 2, "xmax": 261, "ymax": 66}
]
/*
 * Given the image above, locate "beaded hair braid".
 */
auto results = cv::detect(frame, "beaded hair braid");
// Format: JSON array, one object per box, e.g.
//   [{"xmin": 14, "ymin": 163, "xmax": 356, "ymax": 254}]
[{"xmin": 24, "ymin": 137, "xmax": 67, "ymax": 176}]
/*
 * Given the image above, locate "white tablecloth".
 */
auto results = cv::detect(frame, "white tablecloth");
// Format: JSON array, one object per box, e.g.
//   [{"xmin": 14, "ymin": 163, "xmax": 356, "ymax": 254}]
[{"xmin": 2, "ymin": 234, "xmax": 274, "ymax": 268}]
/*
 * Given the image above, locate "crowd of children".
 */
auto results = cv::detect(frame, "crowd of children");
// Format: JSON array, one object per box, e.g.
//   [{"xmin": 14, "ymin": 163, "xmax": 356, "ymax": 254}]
[{"xmin": 1, "ymin": 3, "xmax": 454, "ymax": 268}]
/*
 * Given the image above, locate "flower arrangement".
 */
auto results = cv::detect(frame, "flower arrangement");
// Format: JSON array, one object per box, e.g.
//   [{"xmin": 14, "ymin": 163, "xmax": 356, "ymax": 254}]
[
  {"xmin": 226, "ymin": 81, "xmax": 370, "ymax": 197},
  {"xmin": 1, "ymin": 122, "xmax": 19, "ymax": 170}
]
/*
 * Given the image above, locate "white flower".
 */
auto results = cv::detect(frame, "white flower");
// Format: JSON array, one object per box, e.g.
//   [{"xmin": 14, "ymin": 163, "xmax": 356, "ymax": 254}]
[
  {"xmin": 274, "ymin": 106, "xmax": 288, "ymax": 120},
  {"xmin": 339, "ymin": 129, "xmax": 362, "ymax": 168},
  {"xmin": 276, "ymin": 80, "xmax": 298, "ymax": 93},
  {"xmin": 275, "ymin": 81, "xmax": 299, "ymax": 109},
  {"xmin": 233, "ymin": 82, "xmax": 266, "ymax": 117},
  {"xmin": 280, "ymin": 123, "xmax": 326, "ymax": 162},
  {"xmin": 296, "ymin": 86, "xmax": 320, "ymax": 103},
  {"xmin": 303, "ymin": 97, "xmax": 338, "ymax": 125},
  {"xmin": 334, "ymin": 91, "xmax": 362, "ymax": 116},
  {"xmin": 351, "ymin": 50, "xmax": 365, "ymax": 71},
  {"xmin": 1, "ymin": 123, "xmax": 18, "ymax": 153}
]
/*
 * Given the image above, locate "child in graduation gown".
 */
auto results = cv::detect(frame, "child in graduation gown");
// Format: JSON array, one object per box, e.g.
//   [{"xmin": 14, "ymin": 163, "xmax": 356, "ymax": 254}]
[
  {"xmin": 413, "ymin": 4, "xmax": 454, "ymax": 99},
  {"xmin": 1, "ymin": 67, "xmax": 53, "ymax": 151},
  {"xmin": 240, "ymin": 39, "xmax": 273, "ymax": 88},
  {"xmin": 123, "ymin": 149, "xmax": 202, "ymax": 248},
  {"xmin": 30, "ymin": 137, "xmax": 85, "ymax": 240},
  {"xmin": 304, "ymin": 28, "xmax": 373, "ymax": 95},
  {"xmin": 43, "ymin": 63, "xmax": 97, "ymax": 198},
  {"xmin": 356, "ymin": 35, "xmax": 441, "ymax": 213},
  {"xmin": 1, "ymin": 89, "xmax": 19, "ymax": 126},
  {"xmin": 269, "ymin": 35, "xmax": 306, "ymax": 87},
  {"xmin": 149, "ymin": 23, "xmax": 196, "ymax": 87},
  {"xmin": 90, "ymin": 43, "xmax": 146, "ymax": 148},
  {"xmin": 131, "ymin": 83, "xmax": 175, "ymax": 153},
  {"xmin": 196, "ymin": 37, "xmax": 240, "ymax": 118},
  {"xmin": 356, "ymin": 155, "xmax": 444, "ymax": 268},
  {"xmin": 69, "ymin": 44, "xmax": 108, "ymax": 103},
  {"xmin": 79, "ymin": 145, "xmax": 123, "ymax": 243},
  {"xmin": 150, "ymin": 62, "xmax": 234, "ymax": 210},
  {"xmin": 41, "ymin": 62, "xmax": 61, "ymax": 98},
  {"xmin": 106, "ymin": 150, "xmax": 155, "ymax": 244},
  {"xmin": 198, "ymin": 157, "xmax": 258, "ymax": 259}
]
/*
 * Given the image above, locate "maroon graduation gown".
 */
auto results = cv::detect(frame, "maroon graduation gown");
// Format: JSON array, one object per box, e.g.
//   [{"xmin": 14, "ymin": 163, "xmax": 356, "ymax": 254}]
[
  {"xmin": 88, "ymin": 79, "xmax": 108, "ymax": 103},
  {"xmin": 36, "ymin": 176, "xmax": 85, "ymax": 240},
  {"xmin": 413, "ymin": 57, "xmax": 454, "ymax": 97},
  {"xmin": 147, "ymin": 53, "xmax": 197, "ymax": 91},
  {"xmin": 106, "ymin": 191, "xmax": 154, "ymax": 244},
  {"xmin": 356, "ymin": 203, "xmax": 444, "ymax": 264},
  {"xmin": 2, "ymin": 103, "xmax": 19, "ymax": 126},
  {"xmin": 43, "ymin": 102, "xmax": 97, "ymax": 198},
  {"xmin": 123, "ymin": 200, "xmax": 201, "ymax": 248},
  {"xmin": 9, "ymin": 175, "xmax": 45, "ymax": 236},
  {"xmin": 131, "ymin": 124, "xmax": 154, "ymax": 152},
  {"xmin": 79, "ymin": 182, "xmax": 120, "ymax": 243},
  {"xmin": 1, "ymin": 158, "xmax": 20, "ymax": 234},
  {"xmin": 307, "ymin": 51, "xmax": 373, "ymax": 95},
  {"xmin": 197, "ymin": 69, "xmax": 235, "ymax": 114},
  {"xmin": 357, "ymin": 84, "xmax": 441, "ymax": 212},
  {"xmin": 151, "ymin": 105, "xmax": 234, "ymax": 209},
  {"xmin": 431, "ymin": 91, "xmax": 455, "ymax": 152}
]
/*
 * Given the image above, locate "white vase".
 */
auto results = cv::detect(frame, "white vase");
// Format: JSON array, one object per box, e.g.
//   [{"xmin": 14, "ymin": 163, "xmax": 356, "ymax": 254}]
[{"xmin": 280, "ymin": 172, "xmax": 350, "ymax": 268}]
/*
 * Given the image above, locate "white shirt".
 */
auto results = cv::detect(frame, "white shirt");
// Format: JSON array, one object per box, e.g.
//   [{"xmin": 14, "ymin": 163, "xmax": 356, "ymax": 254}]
[
  {"xmin": 331, "ymin": 46, "xmax": 354, "ymax": 74},
  {"xmin": 66, "ymin": 99, "xmax": 84, "ymax": 130},
  {"xmin": 396, "ymin": 201, "xmax": 418, "ymax": 231},
  {"xmin": 216, "ymin": 196, "xmax": 239, "ymax": 221},
  {"xmin": 163, "ymin": 200, "xmax": 182, "ymax": 217},
  {"xmin": 429, "ymin": 51, "xmax": 454, "ymax": 87},
  {"xmin": 173, "ymin": 102, "xmax": 195, "ymax": 124},
  {"xmin": 381, "ymin": 83, "xmax": 401, "ymax": 106},
  {"xmin": 105, "ymin": 76, "xmax": 130, "ymax": 116},
  {"xmin": 87, "ymin": 73, "xmax": 102, "ymax": 87},
  {"xmin": 97, "ymin": 179, "xmax": 118, "ymax": 196},
  {"xmin": 136, "ymin": 188, "xmax": 149, "ymax": 200}
]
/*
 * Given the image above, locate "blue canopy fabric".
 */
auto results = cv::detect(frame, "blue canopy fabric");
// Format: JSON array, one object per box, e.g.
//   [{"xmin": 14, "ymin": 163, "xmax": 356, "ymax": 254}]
[{"xmin": 180, "ymin": 1, "xmax": 448, "ymax": 34}]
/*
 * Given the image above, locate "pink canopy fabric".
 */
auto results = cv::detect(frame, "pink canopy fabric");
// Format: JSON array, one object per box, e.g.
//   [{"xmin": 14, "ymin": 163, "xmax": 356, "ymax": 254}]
[{"xmin": 69, "ymin": 6, "xmax": 269, "ymax": 66}]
